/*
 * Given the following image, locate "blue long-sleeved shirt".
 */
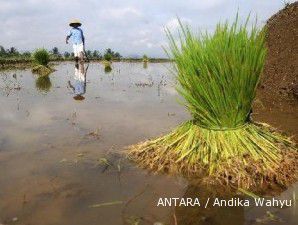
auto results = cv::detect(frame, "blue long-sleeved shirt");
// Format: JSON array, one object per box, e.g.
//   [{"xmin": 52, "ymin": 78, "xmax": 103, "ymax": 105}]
[{"xmin": 68, "ymin": 27, "xmax": 84, "ymax": 45}]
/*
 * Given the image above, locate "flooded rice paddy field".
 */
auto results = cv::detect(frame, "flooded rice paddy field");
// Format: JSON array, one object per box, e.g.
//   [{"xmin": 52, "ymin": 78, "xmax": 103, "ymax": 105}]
[{"xmin": 0, "ymin": 62, "xmax": 297, "ymax": 225}]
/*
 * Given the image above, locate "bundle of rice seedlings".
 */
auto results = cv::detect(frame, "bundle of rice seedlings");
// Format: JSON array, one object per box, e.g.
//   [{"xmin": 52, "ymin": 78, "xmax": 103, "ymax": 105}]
[
  {"xmin": 102, "ymin": 60, "xmax": 112, "ymax": 73},
  {"xmin": 128, "ymin": 17, "xmax": 297, "ymax": 189},
  {"xmin": 32, "ymin": 48, "xmax": 49, "ymax": 66},
  {"xmin": 143, "ymin": 55, "xmax": 148, "ymax": 69},
  {"xmin": 32, "ymin": 48, "xmax": 54, "ymax": 75},
  {"xmin": 142, "ymin": 54, "xmax": 149, "ymax": 63},
  {"xmin": 32, "ymin": 64, "xmax": 53, "ymax": 75}
]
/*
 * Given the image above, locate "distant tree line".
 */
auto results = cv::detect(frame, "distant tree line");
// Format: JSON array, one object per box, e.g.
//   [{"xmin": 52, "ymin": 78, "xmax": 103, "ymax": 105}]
[
  {"xmin": 0, "ymin": 46, "xmax": 31, "ymax": 58},
  {"xmin": 0, "ymin": 45, "xmax": 122, "ymax": 61}
]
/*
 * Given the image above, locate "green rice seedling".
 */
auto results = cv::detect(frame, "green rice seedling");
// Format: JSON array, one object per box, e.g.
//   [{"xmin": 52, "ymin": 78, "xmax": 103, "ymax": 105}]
[
  {"xmin": 142, "ymin": 54, "xmax": 149, "ymax": 63},
  {"xmin": 128, "ymin": 16, "xmax": 297, "ymax": 189},
  {"xmin": 31, "ymin": 48, "xmax": 54, "ymax": 75},
  {"xmin": 142, "ymin": 55, "xmax": 148, "ymax": 69},
  {"xmin": 32, "ymin": 64, "xmax": 53, "ymax": 75},
  {"xmin": 32, "ymin": 48, "xmax": 54, "ymax": 76},
  {"xmin": 32, "ymin": 48, "xmax": 49, "ymax": 66},
  {"xmin": 104, "ymin": 53, "xmax": 112, "ymax": 62},
  {"xmin": 102, "ymin": 60, "xmax": 112, "ymax": 73}
]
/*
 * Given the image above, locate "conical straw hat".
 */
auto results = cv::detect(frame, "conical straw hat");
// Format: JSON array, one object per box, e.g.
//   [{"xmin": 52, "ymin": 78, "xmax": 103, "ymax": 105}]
[{"xmin": 69, "ymin": 19, "xmax": 82, "ymax": 26}]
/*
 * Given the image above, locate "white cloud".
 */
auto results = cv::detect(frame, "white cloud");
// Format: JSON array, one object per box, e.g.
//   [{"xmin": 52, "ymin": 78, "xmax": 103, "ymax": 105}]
[
  {"xmin": 165, "ymin": 17, "xmax": 192, "ymax": 31},
  {"xmin": 99, "ymin": 7, "xmax": 142, "ymax": 19},
  {"xmin": 146, "ymin": 43, "xmax": 153, "ymax": 48},
  {"xmin": 152, "ymin": 0, "xmax": 227, "ymax": 11}
]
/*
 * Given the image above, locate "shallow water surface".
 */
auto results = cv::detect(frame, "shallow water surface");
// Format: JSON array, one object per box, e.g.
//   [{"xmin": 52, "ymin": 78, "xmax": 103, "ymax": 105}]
[{"xmin": 0, "ymin": 62, "xmax": 297, "ymax": 225}]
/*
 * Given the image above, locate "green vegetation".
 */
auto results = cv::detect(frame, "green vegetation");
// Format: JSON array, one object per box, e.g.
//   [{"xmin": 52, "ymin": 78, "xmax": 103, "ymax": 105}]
[
  {"xmin": 0, "ymin": 46, "xmax": 121, "ymax": 65},
  {"xmin": 31, "ymin": 48, "xmax": 54, "ymax": 75},
  {"xmin": 31, "ymin": 64, "xmax": 53, "ymax": 75},
  {"xmin": 128, "ymin": 17, "xmax": 297, "ymax": 189},
  {"xmin": 142, "ymin": 54, "xmax": 149, "ymax": 62},
  {"xmin": 0, "ymin": 46, "xmax": 19, "ymax": 57},
  {"xmin": 92, "ymin": 50, "xmax": 101, "ymax": 59},
  {"xmin": 103, "ymin": 48, "xmax": 121, "ymax": 61},
  {"xmin": 0, "ymin": 46, "xmax": 31, "ymax": 68},
  {"xmin": 103, "ymin": 60, "xmax": 112, "ymax": 73},
  {"xmin": 50, "ymin": 47, "xmax": 62, "ymax": 60},
  {"xmin": 104, "ymin": 53, "xmax": 112, "ymax": 61},
  {"xmin": 35, "ymin": 75, "xmax": 52, "ymax": 92},
  {"xmin": 143, "ymin": 54, "xmax": 148, "ymax": 68},
  {"xmin": 32, "ymin": 48, "xmax": 50, "ymax": 66},
  {"xmin": 0, "ymin": 45, "xmax": 169, "ymax": 69}
]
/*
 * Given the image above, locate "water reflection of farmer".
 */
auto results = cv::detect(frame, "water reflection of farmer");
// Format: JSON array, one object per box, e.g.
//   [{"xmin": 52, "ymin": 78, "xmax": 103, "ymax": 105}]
[{"xmin": 68, "ymin": 62, "xmax": 88, "ymax": 101}]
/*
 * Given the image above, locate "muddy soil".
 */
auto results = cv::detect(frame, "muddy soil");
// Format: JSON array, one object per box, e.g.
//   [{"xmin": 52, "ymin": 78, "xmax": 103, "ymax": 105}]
[{"xmin": 258, "ymin": 2, "xmax": 298, "ymax": 111}]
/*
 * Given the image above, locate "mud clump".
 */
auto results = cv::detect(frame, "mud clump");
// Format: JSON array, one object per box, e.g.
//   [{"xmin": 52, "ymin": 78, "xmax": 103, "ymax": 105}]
[{"xmin": 258, "ymin": 2, "xmax": 298, "ymax": 108}]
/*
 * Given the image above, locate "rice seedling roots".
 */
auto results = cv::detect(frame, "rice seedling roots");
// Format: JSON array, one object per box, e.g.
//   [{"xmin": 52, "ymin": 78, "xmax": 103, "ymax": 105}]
[
  {"xmin": 127, "ymin": 121, "xmax": 297, "ymax": 190},
  {"xmin": 32, "ymin": 65, "xmax": 55, "ymax": 76}
]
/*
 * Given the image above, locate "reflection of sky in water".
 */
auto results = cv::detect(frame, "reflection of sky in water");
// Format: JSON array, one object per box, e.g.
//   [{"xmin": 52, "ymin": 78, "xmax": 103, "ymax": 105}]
[
  {"xmin": 0, "ymin": 62, "xmax": 190, "ymax": 225},
  {"xmin": 0, "ymin": 62, "xmax": 186, "ymax": 153}
]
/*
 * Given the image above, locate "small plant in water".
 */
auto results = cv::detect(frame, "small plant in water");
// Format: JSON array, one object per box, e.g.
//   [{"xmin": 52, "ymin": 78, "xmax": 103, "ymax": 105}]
[
  {"xmin": 128, "ymin": 16, "xmax": 297, "ymax": 189},
  {"xmin": 31, "ymin": 48, "xmax": 54, "ymax": 75},
  {"xmin": 142, "ymin": 54, "xmax": 149, "ymax": 62},
  {"xmin": 104, "ymin": 53, "xmax": 112, "ymax": 62},
  {"xmin": 102, "ymin": 60, "xmax": 112, "ymax": 73},
  {"xmin": 143, "ymin": 55, "xmax": 148, "ymax": 69},
  {"xmin": 32, "ymin": 48, "xmax": 49, "ymax": 66}
]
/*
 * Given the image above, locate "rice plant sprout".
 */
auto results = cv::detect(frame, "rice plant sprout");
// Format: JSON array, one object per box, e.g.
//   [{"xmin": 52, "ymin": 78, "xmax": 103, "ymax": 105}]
[
  {"xmin": 128, "ymin": 16, "xmax": 297, "ymax": 189},
  {"xmin": 103, "ymin": 60, "xmax": 112, "ymax": 73},
  {"xmin": 32, "ymin": 48, "xmax": 54, "ymax": 75},
  {"xmin": 102, "ymin": 52, "xmax": 112, "ymax": 73},
  {"xmin": 143, "ymin": 54, "xmax": 148, "ymax": 68}
]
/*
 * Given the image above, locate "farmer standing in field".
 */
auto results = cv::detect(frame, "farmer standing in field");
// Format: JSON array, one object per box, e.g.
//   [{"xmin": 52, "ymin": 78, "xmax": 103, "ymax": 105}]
[{"xmin": 66, "ymin": 19, "xmax": 86, "ymax": 63}]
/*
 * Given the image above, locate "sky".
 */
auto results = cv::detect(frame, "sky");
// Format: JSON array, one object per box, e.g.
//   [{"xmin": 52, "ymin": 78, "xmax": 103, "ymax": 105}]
[{"xmin": 0, "ymin": 0, "xmax": 295, "ymax": 57}]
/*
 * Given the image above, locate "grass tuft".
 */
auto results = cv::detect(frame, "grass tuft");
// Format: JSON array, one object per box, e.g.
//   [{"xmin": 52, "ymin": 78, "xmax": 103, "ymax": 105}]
[
  {"xmin": 32, "ymin": 48, "xmax": 50, "ymax": 66},
  {"xmin": 31, "ymin": 49, "xmax": 54, "ymax": 75},
  {"xmin": 142, "ymin": 54, "xmax": 149, "ymax": 63},
  {"xmin": 103, "ymin": 60, "xmax": 112, "ymax": 73}
]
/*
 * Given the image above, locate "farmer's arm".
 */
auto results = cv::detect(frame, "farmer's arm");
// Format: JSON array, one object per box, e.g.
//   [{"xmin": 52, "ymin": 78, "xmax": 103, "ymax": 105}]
[
  {"xmin": 66, "ymin": 30, "xmax": 72, "ymax": 44},
  {"xmin": 81, "ymin": 29, "xmax": 85, "ymax": 46},
  {"xmin": 66, "ymin": 36, "xmax": 69, "ymax": 44}
]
